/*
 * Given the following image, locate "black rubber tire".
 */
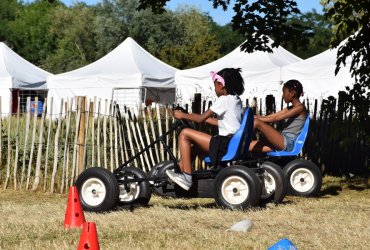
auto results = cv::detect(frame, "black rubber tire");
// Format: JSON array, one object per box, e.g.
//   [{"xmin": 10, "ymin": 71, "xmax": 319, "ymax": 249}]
[
  {"xmin": 116, "ymin": 166, "xmax": 152, "ymax": 208},
  {"xmin": 150, "ymin": 161, "xmax": 176, "ymax": 197},
  {"xmin": 214, "ymin": 166, "xmax": 261, "ymax": 209},
  {"xmin": 76, "ymin": 167, "xmax": 119, "ymax": 212},
  {"xmin": 283, "ymin": 159, "xmax": 322, "ymax": 197},
  {"xmin": 260, "ymin": 161, "xmax": 287, "ymax": 204}
]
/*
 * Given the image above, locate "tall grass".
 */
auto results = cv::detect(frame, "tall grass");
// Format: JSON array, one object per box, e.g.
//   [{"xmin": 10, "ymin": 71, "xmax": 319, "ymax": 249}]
[{"xmin": 0, "ymin": 176, "xmax": 369, "ymax": 249}]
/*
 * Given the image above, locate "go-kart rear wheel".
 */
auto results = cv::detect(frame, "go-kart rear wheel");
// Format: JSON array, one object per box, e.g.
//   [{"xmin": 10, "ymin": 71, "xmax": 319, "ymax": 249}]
[
  {"xmin": 260, "ymin": 161, "xmax": 287, "ymax": 204},
  {"xmin": 283, "ymin": 159, "xmax": 322, "ymax": 197},
  {"xmin": 214, "ymin": 166, "xmax": 261, "ymax": 209},
  {"xmin": 76, "ymin": 167, "xmax": 119, "ymax": 212},
  {"xmin": 117, "ymin": 166, "xmax": 152, "ymax": 208}
]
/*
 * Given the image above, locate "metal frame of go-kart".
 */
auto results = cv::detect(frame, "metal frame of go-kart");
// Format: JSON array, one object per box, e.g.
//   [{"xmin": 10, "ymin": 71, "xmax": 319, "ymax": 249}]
[{"xmin": 76, "ymin": 106, "xmax": 322, "ymax": 212}]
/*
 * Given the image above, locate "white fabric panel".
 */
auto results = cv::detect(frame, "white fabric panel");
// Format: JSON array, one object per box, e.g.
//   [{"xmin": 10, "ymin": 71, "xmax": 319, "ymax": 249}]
[
  {"xmin": 47, "ymin": 37, "xmax": 178, "ymax": 115},
  {"xmin": 175, "ymin": 37, "xmax": 302, "ymax": 105},
  {"xmin": 281, "ymin": 47, "xmax": 353, "ymax": 99}
]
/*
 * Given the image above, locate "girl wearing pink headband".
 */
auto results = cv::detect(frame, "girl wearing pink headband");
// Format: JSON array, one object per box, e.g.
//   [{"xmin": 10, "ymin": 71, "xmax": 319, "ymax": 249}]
[{"xmin": 166, "ymin": 68, "xmax": 245, "ymax": 190}]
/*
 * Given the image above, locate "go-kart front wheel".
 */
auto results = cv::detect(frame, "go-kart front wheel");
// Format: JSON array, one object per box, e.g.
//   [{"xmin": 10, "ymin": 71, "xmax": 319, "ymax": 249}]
[
  {"xmin": 214, "ymin": 166, "xmax": 261, "ymax": 209},
  {"xmin": 76, "ymin": 167, "xmax": 119, "ymax": 212},
  {"xmin": 283, "ymin": 159, "xmax": 322, "ymax": 197}
]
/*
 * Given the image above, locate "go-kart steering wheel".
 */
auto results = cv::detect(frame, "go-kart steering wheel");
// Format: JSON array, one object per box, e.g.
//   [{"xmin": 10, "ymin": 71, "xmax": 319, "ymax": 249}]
[{"xmin": 173, "ymin": 106, "xmax": 196, "ymax": 129}]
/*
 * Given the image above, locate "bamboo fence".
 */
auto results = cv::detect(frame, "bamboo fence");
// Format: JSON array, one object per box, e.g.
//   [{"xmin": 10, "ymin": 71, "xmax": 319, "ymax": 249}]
[{"xmin": 0, "ymin": 94, "xmax": 368, "ymax": 193}]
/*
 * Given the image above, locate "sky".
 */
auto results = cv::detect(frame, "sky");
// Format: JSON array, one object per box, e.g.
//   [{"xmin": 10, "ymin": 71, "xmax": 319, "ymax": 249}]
[{"xmin": 44, "ymin": 0, "xmax": 323, "ymax": 26}]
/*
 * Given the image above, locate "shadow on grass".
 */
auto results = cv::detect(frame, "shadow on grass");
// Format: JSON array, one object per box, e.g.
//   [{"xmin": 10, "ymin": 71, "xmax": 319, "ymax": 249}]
[{"xmin": 320, "ymin": 185, "xmax": 342, "ymax": 196}]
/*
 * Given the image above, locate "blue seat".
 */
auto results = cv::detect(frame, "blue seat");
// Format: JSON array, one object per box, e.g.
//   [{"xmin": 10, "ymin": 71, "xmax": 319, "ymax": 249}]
[
  {"xmin": 205, "ymin": 108, "xmax": 254, "ymax": 164},
  {"xmin": 267, "ymin": 115, "xmax": 310, "ymax": 157}
]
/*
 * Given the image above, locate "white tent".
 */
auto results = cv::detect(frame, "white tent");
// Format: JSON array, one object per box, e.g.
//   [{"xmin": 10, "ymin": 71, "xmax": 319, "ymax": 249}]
[
  {"xmin": 47, "ymin": 37, "xmax": 178, "ymax": 114},
  {"xmin": 175, "ymin": 37, "xmax": 302, "ymax": 105},
  {"xmin": 0, "ymin": 42, "xmax": 51, "ymax": 114},
  {"xmin": 281, "ymin": 44, "xmax": 353, "ymax": 100}
]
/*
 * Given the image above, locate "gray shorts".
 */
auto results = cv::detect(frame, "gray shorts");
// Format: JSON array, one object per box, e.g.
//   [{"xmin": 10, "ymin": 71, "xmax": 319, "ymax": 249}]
[{"xmin": 282, "ymin": 132, "xmax": 296, "ymax": 152}]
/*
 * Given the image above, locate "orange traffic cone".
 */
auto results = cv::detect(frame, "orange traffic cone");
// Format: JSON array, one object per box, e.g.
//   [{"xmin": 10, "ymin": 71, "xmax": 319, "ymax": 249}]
[
  {"xmin": 64, "ymin": 186, "xmax": 86, "ymax": 229},
  {"xmin": 78, "ymin": 222, "xmax": 100, "ymax": 250}
]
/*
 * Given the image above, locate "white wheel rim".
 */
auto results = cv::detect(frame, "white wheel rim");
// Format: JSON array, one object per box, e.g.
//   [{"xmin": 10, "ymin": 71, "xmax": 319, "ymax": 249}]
[
  {"xmin": 261, "ymin": 172, "xmax": 276, "ymax": 198},
  {"xmin": 290, "ymin": 168, "xmax": 315, "ymax": 193},
  {"xmin": 119, "ymin": 176, "xmax": 140, "ymax": 202},
  {"xmin": 221, "ymin": 176, "xmax": 249, "ymax": 205},
  {"xmin": 81, "ymin": 178, "xmax": 107, "ymax": 207}
]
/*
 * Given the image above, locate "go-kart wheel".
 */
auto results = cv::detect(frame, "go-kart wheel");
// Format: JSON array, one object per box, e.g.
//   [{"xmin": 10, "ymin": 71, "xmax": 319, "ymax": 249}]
[
  {"xmin": 150, "ymin": 161, "xmax": 176, "ymax": 196},
  {"xmin": 214, "ymin": 166, "xmax": 261, "ymax": 209},
  {"xmin": 76, "ymin": 167, "xmax": 119, "ymax": 212},
  {"xmin": 117, "ymin": 167, "xmax": 152, "ymax": 208},
  {"xmin": 283, "ymin": 159, "xmax": 322, "ymax": 197},
  {"xmin": 260, "ymin": 161, "xmax": 287, "ymax": 204}
]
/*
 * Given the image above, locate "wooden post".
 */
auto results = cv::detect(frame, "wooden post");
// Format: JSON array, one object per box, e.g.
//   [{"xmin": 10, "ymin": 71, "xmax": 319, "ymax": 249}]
[
  {"xmin": 103, "ymin": 99, "xmax": 108, "ymax": 169},
  {"xmin": 50, "ymin": 98, "xmax": 63, "ymax": 193},
  {"xmin": 20, "ymin": 98, "xmax": 31, "ymax": 189},
  {"xmin": 71, "ymin": 97, "xmax": 82, "ymax": 186},
  {"xmin": 97, "ymin": 99, "xmax": 101, "ymax": 166},
  {"xmin": 32, "ymin": 99, "xmax": 47, "ymax": 190},
  {"xmin": 4, "ymin": 96, "xmax": 13, "ymax": 189},
  {"xmin": 78, "ymin": 96, "xmax": 86, "ymax": 175},
  {"xmin": 109, "ymin": 100, "xmax": 114, "ymax": 171},
  {"xmin": 113, "ymin": 104, "xmax": 119, "ymax": 169},
  {"xmin": 125, "ymin": 108, "xmax": 138, "ymax": 167},
  {"xmin": 26, "ymin": 97, "xmax": 39, "ymax": 190},
  {"xmin": 142, "ymin": 109, "xmax": 155, "ymax": 167},
  {"xmin": 148, "ymin": 106, "xmax": 160, "ymax": 163},
  {"xmin": 60, "ymin": 98, "xmax": 73, "ymax": 193},
  {"xmin": 156, "ymin": 104, "xmax": 164, "ymax": 161},
  {"xmin": 192, "ymin": 93, "xmax": 202, "ymax": 114},
  {"xmin": 43, "ymin": 97, "xmax": 53, "ymax": 191},
  {"xmin": 13, "ymin": 97, "xmax": 20, "ymax": 189},
  {"xmin": 265, "ymin": 94, "xmax": 274, "ymax": 115},
  {"xmin": 91, "ymin": 97, "xmax": 97, "ymax": 167}
]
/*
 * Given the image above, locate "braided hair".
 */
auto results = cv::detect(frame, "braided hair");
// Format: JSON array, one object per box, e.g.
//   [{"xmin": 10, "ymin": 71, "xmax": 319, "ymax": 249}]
[
  {"xmin": 217, "ymin": 68, "xmax": 245, "ymax": 96},
  {"xmin": 283, "ymin": 79, "xmax": 304, "ymax": 98}
]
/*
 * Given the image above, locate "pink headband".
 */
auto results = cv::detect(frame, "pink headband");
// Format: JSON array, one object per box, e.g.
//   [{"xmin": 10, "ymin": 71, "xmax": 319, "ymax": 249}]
[{"xmin": 210, "ymin": 71, "xmax": 225, "ymax": 86}]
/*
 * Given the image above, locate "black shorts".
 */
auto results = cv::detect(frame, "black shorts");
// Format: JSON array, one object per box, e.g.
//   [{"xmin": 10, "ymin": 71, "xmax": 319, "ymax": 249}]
[{"xmin": 209, "ymin": 135, "xmax": 232, "ymax": 166}]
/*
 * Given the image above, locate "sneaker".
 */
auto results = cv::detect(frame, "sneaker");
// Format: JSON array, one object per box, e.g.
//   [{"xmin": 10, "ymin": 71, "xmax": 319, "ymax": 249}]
[{"xmin": 166, "ymin": 170, "xmax": 192, "ymax": 191}]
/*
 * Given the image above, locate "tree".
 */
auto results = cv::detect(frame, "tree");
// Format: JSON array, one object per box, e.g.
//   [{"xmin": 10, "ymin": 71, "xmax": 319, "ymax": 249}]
[
  {"xmin": 155, "ymin": 6, "xmax": 221, "ymax": 69},
  {"xmin": 0, "ymin": 0, "xmax": 21, "ymax": 44},
  {"xmin": 281, "ymin": 10, "xmax": 333, "ymax": 59},
  {"xmin": 323, "ymin": 0, "xmax": 370, "ymax": 142},
  {"xmin": 42, "ymin": 3, "xmax": 97, "ymax": 73},
  {"xmin": 5, "ymin": 0, "xmax": 57, "ymax": 65}
]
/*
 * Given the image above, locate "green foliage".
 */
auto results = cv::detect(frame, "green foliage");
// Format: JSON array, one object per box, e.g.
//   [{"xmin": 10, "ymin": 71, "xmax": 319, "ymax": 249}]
[
  {"xmin": 0, "ymin": 0, "xmax": 21, "ymax": 44},
  {"xmin": 41, "ymin": 3, "xmax": 97, "ymax": 73},
  {"xmin": 281, "ymin": 10, "xmax": 333, "ymax": 59},
  {"xmin": 323, "ymin": 0, "xmax": 370, "ymax": 146}
]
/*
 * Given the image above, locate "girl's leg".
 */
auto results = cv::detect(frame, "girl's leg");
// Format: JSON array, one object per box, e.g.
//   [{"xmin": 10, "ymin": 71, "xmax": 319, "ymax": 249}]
[
  {"xmin": 249, "ymin": 118, "xmax": 285, "ymax": 152},
  {"xmin": 178, "ymin": 128, "xmax": 211, "ymax": 174}
]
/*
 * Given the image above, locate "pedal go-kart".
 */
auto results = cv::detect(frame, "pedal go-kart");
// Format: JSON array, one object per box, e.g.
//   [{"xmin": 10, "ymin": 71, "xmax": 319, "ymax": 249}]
[{"xmin": 76, "ymin": 107, "xmax": 322, "ymax": 212}]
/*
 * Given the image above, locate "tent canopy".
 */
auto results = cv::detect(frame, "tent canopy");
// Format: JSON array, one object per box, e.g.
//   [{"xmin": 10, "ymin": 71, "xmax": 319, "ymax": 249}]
[
  {"xmin": 175, "ymin": 37, "xmax": 302, "ymax": 105},
  {"xmin": 47, "ymin": 37, "xmax": 178, "ymax": 113},
  {"xmin": 0, "ymin": 42, "xmax": 51, "ymax": 113},
  {"xmin": 281, "ymin": 42, "xmax": 353, "ymax": 99}
]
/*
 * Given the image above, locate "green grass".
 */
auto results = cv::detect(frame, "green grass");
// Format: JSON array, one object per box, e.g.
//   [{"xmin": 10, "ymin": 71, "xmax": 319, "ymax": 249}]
[{"xmin": 0, "ymin": 176, "xmax": 369, "ymax": 249}]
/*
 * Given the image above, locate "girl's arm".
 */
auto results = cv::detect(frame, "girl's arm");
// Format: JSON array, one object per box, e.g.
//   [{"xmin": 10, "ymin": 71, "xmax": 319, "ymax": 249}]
[
  {"xmin": 205, "ymin": 117, "xmax": 218, "ymax": 126},
  {"xmin": 257, "ymin": 105, "xmax": 305, "ymax": 123},
  {"xmin": 173, "ymin": 109, "xmax": 215, "ymax": 124}
]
